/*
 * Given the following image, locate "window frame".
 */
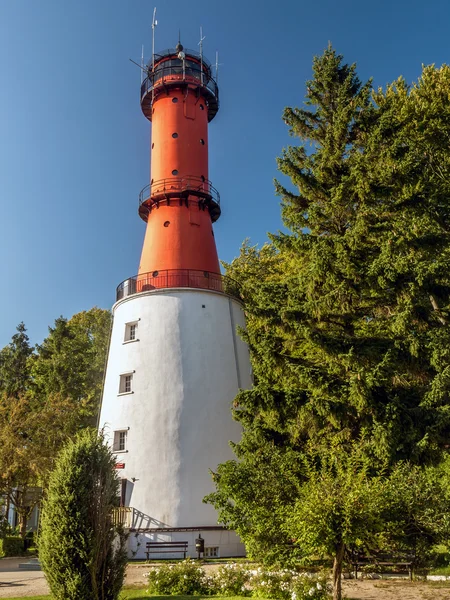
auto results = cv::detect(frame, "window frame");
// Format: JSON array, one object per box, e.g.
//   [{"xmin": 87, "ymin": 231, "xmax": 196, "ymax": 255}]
[
  {"xmin": 113, "ymin": 429, "xmax": 128, "ymax": 453},
  {"xmin": 124, "ymin": 321, "xmax": 139, "ymax": 344},
  {"xmin": 119, "ymin": 372, "xmax": 134, "ymax": 395}
]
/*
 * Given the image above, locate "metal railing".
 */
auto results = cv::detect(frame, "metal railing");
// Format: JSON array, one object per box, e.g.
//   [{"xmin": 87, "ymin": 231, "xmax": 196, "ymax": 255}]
[
  {"xmin": 153, "ymin": 48, "xmax": 213, "ymax": 68},
  {"xmin": 116, "ymin": 269, "xmax": 240, "ymax": 302},
  {"xmin": 138, "ymin": 176, "xmax": 220, "ymax": 222},
  {"xmin": 140, "ymin": 58, "xmax": 219, "ymax": 121}
]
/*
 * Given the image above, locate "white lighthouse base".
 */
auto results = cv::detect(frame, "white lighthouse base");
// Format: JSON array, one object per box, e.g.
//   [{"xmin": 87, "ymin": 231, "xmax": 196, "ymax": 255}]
[{"xmin": 99, "ymin": 287, "xmax": 251, "ymax": 559}]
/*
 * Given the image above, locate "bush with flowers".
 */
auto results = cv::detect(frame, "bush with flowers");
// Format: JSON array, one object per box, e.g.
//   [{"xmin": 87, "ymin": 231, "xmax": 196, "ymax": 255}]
[
  {"xmin": 212, "ymin": 563, "xmax": 251, "ymax": 596},
  {"xmin": 147, "ymin": 559, "xmax": 212, "ymax": 595},
  {"xmin": 290, "ymin": 572, "xmax": 331, "ymax": 600},
  {"xmin": 249, "ymin": 567, "xmax": 296, "ymax": 600},
  {"xmin": 250, "ymin": 567, "xmax": 331, "ymax": 600},
  {"xmin": 146, "ymin": 560, "xmax": 331, "ymax": 599}
]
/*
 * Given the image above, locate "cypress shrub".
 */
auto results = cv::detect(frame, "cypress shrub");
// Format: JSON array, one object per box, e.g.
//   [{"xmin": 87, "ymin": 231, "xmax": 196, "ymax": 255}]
[{"xmin": 38, "ymin": 429, "xmax": 127, "ymax": 600}]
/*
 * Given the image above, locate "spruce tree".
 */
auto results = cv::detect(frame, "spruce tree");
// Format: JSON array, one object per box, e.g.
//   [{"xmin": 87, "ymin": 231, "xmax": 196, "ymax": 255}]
[
  {"xmin": 207, "ymin": 49, "xmax": 450, "ymax": 599},
  {"xmin": 0, "ymin": 322, "xmax": 33, "ymax": 397},
  {"xmin": 32, "ymin": 308, "xmax": 111, "ymax": 427},
  {"xmin": 38, "ymin": 429, "xmax": 127, "ymax": 600},
  {"xmin": 223, "ymin": 49, "xmax": 450, "ymax": 465}
]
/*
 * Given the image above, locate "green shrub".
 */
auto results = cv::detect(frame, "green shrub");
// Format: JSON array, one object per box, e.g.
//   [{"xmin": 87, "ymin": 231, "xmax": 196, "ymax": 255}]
[
  {"xmin": 38, "ymin": 430, "xmax": 127, "ymax": 600},
  {"xmin": 0, "ymin": 536, "xmax": 25, "ymax": 557},
  {"xmin": 147, "ymin": 559, "xmax": 212, "ymax": 595},
  {"xmin": 430, "ymin": 544, "xmax": 450, "ymax": 568},
  {"xmin": 212, "ymin": 563, "xmax": 251, "ymax": 596}
]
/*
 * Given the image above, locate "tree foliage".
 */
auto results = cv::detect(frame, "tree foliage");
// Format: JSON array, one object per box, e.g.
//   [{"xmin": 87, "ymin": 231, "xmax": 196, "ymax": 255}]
[
  {"xmin": 38, "ymin": 429, "xmax": 127, "ymax": 600},
  {"xmin": 32, "ymin": 307, "xmax": 111, "ymax": 427},
  {"xmin": 0, "ymin": 308, "xmax": 111, "ymax": 535},
  {"xmin": 207, "ymin": 48, "xmax": 450, "ymax": 599},
  {"xmin": 0, "ymin": 323, "xmax": 33, "ymax": 397},
  {"xmin": 0, "ymin": 323, "xmax": 39, "ymax": 536}
]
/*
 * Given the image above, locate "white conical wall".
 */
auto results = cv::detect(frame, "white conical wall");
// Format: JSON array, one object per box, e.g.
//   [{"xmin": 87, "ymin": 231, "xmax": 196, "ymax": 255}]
[{"xmin": 99, "ymin": 287, "xmax": 251, "ymax": 558}]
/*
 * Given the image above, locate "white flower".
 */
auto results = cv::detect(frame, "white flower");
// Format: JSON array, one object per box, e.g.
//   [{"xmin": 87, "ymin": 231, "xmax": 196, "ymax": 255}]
[
  {"xmin": 316, "ymin": 582, "xmax": 322, "ymax": 590},
  {"xmin": 308, "ymin": 587, "xmax": 316, "ymax": 596},
  {"xmin": 291, "ymin": 593, "xmax": 297, "ymax": 600}
]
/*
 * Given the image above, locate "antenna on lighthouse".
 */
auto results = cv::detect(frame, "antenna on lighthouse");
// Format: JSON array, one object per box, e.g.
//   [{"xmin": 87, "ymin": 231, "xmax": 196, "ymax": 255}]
[
  {"xmin": 151, "ymin": 7, "xmax": 157, "ymax": 103},
  {"xmin": 215, "ymin": 51, "xmax": 220, "ymax": 84},
  {"xmin": 198, "ymin": 26, "xmax": 205, "ymax": 85},
  {"xmin": 151, "ymin": 7, "xmax": 157, "ymax": 73},
  {"xmin": 140, "ymin": 45, "xmax": 145, "ymax": 83}
]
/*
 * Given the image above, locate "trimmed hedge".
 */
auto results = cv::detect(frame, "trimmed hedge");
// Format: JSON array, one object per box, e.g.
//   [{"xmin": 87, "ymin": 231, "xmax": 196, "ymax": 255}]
[{"xmin": 0, "ymin": 536, "xmax": 25, "ymax": 557}]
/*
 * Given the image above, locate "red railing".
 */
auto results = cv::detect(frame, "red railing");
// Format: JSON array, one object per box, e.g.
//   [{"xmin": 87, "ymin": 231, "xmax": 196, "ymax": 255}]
[{"xmin": 116, "ymin": 269, "xmax": 240, "ymax": 302}]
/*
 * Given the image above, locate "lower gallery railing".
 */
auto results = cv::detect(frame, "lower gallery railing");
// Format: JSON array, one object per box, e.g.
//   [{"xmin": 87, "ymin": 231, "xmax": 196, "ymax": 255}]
[{"xmin": 116, "ymin": 269, "xmax": 240, "ymax": 302}]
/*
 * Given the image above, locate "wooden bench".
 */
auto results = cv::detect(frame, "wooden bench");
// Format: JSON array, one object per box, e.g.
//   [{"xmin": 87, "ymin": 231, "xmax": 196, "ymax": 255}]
[
  {"xmin": 145, "ymin": 541, "xmax": 189, "ymax": 560},
  {"xmin": 349, "ymin": 551, "xmax": 415, "ymax": 580}
]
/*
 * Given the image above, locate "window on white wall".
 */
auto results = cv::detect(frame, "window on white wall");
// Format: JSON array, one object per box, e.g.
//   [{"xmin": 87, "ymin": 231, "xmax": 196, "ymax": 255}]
[
  {"xmin": 124, "ymin": 322, "xmax": 138, "ymax": 342},
  {"xmin": 204, "ymin": 546, "xmax": 219, "ymax": 558},
  {"xmin": 113, "ymin": 430, "xmax": 128, "ymax": 452},
  {"xmin": 119, "ymin": 373, "xmax": 133, "ymax": 394}
]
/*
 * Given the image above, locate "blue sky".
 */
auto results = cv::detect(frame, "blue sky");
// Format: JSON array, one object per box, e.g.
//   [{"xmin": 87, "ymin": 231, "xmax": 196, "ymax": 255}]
[{"xmin": 0, "ymin": 0, "xmax": 449, "ymax": 347}]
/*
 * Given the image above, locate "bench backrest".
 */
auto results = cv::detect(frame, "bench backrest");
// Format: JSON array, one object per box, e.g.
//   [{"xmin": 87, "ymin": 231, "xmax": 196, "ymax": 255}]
[{"xmin": 146, "ymin": 541, "xmax": 188, "ymax": 548}]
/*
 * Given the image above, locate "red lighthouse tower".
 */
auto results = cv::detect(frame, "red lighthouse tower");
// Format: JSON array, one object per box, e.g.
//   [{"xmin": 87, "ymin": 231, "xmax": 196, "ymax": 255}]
[
  {"xmin": 99, "ymin": 36, "xmax": 251, "ymax": 559},
  {"xmin": 136, "ymin": 42, "xmax": 221, "ymax": 290}
]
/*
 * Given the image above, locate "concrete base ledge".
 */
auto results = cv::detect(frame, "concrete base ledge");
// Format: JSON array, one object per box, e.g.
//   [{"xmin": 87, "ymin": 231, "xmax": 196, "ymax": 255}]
[{"xmin": 18, "ymin": 559, "xmax": 41, "ymax": 571}]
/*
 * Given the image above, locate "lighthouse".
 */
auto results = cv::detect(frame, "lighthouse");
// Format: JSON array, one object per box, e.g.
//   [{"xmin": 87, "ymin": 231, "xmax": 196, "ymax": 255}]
[{"xmin": 98, "ymin": 38, "xmax": 252, "ymax": 559}]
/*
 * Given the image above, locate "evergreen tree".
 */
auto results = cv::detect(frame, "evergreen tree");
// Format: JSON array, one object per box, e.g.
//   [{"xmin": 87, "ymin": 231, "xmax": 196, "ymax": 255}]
[
  {"xmin": 0, "ymin": 322, "xmax": 33, "ymax": 397},
  {"xmin": 32, "ymin": 307, "xmax": 111, "ymax": 427},
  {"xmin": 38, "ymin": 429, "xmax": 127, "ymax": 600},
  {"xmin": 207, "ymin": 49, "xmax": 450, "ymax": 599}
]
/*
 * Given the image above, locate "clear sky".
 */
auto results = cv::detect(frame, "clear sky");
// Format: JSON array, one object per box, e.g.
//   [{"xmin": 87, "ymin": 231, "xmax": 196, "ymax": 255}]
[{"xmin": 0, "ymin": 0, "xmax": 449, "ymax": 347}]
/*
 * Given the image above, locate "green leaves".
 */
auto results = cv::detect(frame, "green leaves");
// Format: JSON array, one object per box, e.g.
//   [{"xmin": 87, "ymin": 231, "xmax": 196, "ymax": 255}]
[{"xmin": 285, "ymin": 448, "xmax": 388, "ymax": 556}]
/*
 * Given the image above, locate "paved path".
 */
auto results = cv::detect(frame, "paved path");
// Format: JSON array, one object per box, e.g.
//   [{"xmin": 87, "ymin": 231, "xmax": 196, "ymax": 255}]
[
  {"xmin": 0, "ymin": 559, "xmax": 150, "ymax": 598},
  {"xmin": 0, "ymin": 559, "xmax": 47, "ymax": 598}
]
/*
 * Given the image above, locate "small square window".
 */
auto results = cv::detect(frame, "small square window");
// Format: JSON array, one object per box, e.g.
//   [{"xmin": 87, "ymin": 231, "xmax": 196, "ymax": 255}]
[
  {"xmin": 125, "ymin": 322, "xmax": 138, "ymax": 342},
  {"xmin": 119, "ymin": 373, "xmax": 133, "ymax": 394},
  {"xmin": 113, "ymin": 430, "xmax": 127, "ymax": 452},
  {"xmin": 204, "ymin": 546, "xmax": 219, "ymax": 558}
]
